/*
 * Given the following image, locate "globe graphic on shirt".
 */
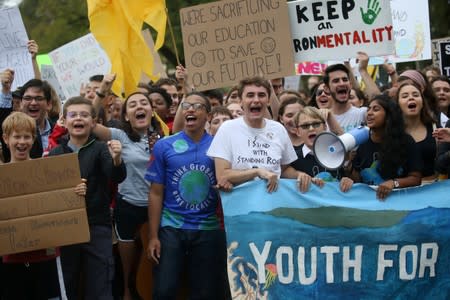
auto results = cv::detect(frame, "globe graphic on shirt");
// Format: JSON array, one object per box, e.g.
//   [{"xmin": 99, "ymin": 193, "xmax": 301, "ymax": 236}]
[{"xmin": 179, "ymin": 170, "xmax": 210, "ymax": 205}]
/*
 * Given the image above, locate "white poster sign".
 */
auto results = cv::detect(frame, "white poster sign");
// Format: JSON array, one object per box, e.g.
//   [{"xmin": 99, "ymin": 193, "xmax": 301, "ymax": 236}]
[
  {"xmin": 288, "ymin": 0, "xmax": 395, "ymax": 62},
  {"xmin": 49, "ymin": 34, "xmax": 111, "ymax": 98},
  {"xmin": 0, "ymin": 7, "xmax": 34, "ymax": 89},
  {"xmin": 40, "ymin": 65, "xmax": 67, "ymax": 104}
]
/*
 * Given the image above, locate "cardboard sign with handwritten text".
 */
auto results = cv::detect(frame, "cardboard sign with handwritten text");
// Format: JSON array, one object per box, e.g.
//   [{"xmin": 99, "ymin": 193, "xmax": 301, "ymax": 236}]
[
  {"xmin": 180, "ymin": 0, "xmax": 295, "ymax": 91},
  {"xmin": 0, "ymin": 154, "xmax": 90, "ymax": 256}
]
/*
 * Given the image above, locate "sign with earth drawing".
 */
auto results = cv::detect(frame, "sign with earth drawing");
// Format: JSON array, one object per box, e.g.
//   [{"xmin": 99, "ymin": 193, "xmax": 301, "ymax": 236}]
[
  {"xmin": 180, "ymin": 0, "xmax": 295, "ymax": 91},
  {"xmin": 288, "ymin": 0, "xmax": 395, "ymax": 62}
]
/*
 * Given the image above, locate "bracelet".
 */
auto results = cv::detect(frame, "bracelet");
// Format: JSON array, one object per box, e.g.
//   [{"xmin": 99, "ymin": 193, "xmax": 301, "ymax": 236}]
[{"xmin": 96, "ymin": 91, "xmax": 106, "ymax": 98}]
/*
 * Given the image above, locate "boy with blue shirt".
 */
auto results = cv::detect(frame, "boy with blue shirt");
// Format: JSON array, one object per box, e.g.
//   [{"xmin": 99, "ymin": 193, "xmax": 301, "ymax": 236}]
[{"xmin": 146, "ymin": 92, "xmax": 229, "ymax": 299}]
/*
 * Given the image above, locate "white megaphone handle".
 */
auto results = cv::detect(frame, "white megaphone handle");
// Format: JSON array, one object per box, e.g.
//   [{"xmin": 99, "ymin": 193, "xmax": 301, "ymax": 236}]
[{"xmin": 339, "ymin": 133, "xmax": 356, "ymax": 152}]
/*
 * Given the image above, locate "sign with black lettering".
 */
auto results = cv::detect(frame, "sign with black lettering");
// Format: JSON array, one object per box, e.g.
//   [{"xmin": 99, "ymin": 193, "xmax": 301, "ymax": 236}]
[
  {"xmin": 180, "ymin": 0, "xmax": 295, "ymax": 91},
  {"xmin": 0, "ymin": 154, "xmax": 90, "ymax": 256},
  {"xmin": 432, "ymin": 38, "xmax": 450, "ymax": 67},
  {"xmin": 0, "ymin": 7, "xmax": 34, "ymax": 90},
  {"xmin": 288, "ymin": 0, "xmax": 395, "ymax": 62},
  {"xmin": 439, "ymin": 41, "xmax": 450, "ymax": 79}
]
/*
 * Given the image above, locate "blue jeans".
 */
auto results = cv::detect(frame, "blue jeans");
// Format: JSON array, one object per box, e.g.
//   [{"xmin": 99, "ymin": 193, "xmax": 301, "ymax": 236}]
[{"xmin": 152, "ymin": 227, "xmax": 227, "ymax": 300}]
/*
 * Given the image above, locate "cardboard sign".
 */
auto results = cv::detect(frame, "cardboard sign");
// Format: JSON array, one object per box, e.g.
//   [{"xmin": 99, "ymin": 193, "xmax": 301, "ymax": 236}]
[
  {"xmin": 140, "ymin": 29, "xmax": 167, "ymax": 84},
  {"xmin": 0, "ymin": 7, "xmax": 35, "ymax": 90},
  {"xmin": 48, "ymin": 33, "xmax": 111, "ymax": 99},
  {"xmin": 41, "ymin": 64, "xmax": 67, "ymax": 104},
  {"xmin": 439, "ymin": 41, "xmax": 450, "ymax": 78},
  {"xmin": 180, "ymin": 0, "xmax": 295, "ymax": 91},
  {"xmin": 0, "ymin": 154, "xmax": 90, "ymax": 256},
  {"xmin": 432, "ymin": 37, "xmax": 450, "ymax": 67},
  {"xmin": 288, "ymin": 0, "xmax": 395, "ymax": 62}
]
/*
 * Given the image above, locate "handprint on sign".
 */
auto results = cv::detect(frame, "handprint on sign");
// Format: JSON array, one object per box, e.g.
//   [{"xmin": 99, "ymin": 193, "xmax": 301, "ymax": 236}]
[{"xmin": 360, "ymin": 0, "xmax": 382, "ymax": 25}]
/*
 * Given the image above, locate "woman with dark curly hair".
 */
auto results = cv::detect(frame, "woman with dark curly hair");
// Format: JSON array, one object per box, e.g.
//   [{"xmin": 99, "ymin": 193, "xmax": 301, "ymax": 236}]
[{"xmin": 350, "ymin": 94, "xmax": 422, "ymax": 200}]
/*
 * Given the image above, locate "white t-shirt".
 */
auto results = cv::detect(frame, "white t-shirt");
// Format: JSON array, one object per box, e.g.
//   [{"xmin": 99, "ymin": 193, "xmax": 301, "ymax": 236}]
[
  {"xmin": 334, "ymin": 106, "xmax": 367, "ymax": 133},
  {"xmin": 207, "ymin": 118, "xmax": 297, "ymax": 177}
]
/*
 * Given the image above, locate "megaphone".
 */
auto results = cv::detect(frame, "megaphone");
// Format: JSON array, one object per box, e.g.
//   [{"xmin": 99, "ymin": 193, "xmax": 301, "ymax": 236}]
[{"xmin": 313, "ymin": 126, "xmax": 369, "ymax": 170}]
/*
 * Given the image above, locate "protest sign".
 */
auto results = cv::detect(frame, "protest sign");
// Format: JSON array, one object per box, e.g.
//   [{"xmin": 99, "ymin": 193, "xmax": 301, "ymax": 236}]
[
  {"xmin": 180, "ymin": 0, "xmax": 295, "ymax": 91},
  {"xmin": 388, "ymin": 0, "xmax": 431, "ymax": 63},
  {"xmin": 0, "ymin": 7, "xmax": 34, "ymax": 89},
  {"xmin": 439, "ymin": 41, "xmax": 450, "ymax": 78},
  {"xmin": 40, "ymin": 64, "xmax": 67, "ymax": 104},
  {"xmin": 221, "ymin": 180, "xmax": 450, "ymax": 298},
  {"xmin": 284, "ymin": 75, "xmax": 301, "ymax": 90},
  {"xmin": 288, "ymin": 0, "xmax": 395, "ymax": 62},
  {"xmin": 49, "ymin": 33, "xmax": 111, "ymax": 98},
  {"xmin": 0, "ymin": 154, "xmax": 90, "ymax": 255},
  {"xmin": 140, "ymin": 29, "xmax": 167, "ymax": 84},
  {"xmin": 295, "ymin": 61, "xmax": 328, "ymax": 75},
  {"xmin": 432, "ymin": 37, "xmax": 450, "ymax": 67},
  {"xmin": 36, "ymin": 53, "xmax": 52, "ymax": 67}
]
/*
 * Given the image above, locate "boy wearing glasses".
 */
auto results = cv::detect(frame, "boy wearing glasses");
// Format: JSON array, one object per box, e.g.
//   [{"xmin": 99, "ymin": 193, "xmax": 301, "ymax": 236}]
[
  {"xmin": 49, "ymin": 97, "xmax": 126, "ymax": 299},
  {"xmin": 146, "ymin": 92, "xmax": 230, "ymax": 299},
  {"xmin": 208, "ymin": 76, "xmax": 324, "ymax": 194}
]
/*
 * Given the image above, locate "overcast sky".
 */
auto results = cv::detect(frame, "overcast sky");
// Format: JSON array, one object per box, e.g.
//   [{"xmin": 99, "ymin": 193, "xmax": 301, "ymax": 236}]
[{"xmin": 1, "ymin": 0, "xmax": 21, "ymax": 7}]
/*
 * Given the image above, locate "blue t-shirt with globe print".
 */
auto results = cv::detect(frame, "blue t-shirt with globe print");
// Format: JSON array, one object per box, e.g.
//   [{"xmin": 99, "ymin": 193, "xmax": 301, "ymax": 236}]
[{"xmin": 145, "ymin": 131, "xmax": 220, "ymax": 230}]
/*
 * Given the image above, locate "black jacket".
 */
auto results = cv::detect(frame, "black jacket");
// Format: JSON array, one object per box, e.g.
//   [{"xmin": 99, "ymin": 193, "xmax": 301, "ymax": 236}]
[{"xmin": 49, "ymin": 135, "xmax": 126, "ymax": 225}]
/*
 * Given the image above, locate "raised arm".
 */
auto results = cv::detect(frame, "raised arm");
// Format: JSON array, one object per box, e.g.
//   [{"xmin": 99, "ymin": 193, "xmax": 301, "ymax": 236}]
[
  {"xmin": 28, "ymin": 40, "xmax": 41, "ymax": 80},
  {"xmin": 357, "ymin": 51, "xmax": 381, "ymax": 100}
]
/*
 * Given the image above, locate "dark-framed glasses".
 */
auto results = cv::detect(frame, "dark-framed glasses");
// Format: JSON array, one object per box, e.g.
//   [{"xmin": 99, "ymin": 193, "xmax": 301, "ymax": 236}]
[
  {"xmin": 297, "ymin": 122, "xmax": 324, "ymax": 130},
  {"xmin": 181, "ymin": 102, "xmax": 206, "ymax": 111}
]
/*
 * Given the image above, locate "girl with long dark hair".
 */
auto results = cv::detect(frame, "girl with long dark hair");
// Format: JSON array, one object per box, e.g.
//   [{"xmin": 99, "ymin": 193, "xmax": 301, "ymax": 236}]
[{"xmin": 350, "ymin": 94, "xmax": 422, "ymax": 200}]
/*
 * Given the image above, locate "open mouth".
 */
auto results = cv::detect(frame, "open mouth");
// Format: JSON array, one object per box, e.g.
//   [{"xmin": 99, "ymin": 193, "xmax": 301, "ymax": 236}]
[
  {"xmin": 185, "ymin": 115, "xmax": 197, "ymax": 124},
  {"xmin": 250, "ymin": 107, "xmax": 261, "ymax": 113},
  {"xmin": 16, "ymin": 145, "xmax": 28, "ymax": 153},
  {"xmin": 308, "ymin": 133, "xmax": 317, "ymax": 140},
  {"xmin": 135, "ymin": 111, "xmax": 146, "ymax": 120},
  {"xmin": 336, "ymin": 87, "xmax": 348, "ymax": 98},
  {"xmin": 73, "ymin": 123, "xmax": 85, "ymax": 129},
  {"xmin": 28, "ymin": 108, "xmax": 40, "ymax": 115},
  {"xmin": 407, "ymin": 102, "xmax": 417, "ymax": 109}
]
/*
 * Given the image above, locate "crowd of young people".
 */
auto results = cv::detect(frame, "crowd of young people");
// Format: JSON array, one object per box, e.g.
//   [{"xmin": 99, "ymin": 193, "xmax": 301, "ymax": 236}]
[{"xmin": 1, "ymin": 39, "xmax": 450, "ymax": 300}]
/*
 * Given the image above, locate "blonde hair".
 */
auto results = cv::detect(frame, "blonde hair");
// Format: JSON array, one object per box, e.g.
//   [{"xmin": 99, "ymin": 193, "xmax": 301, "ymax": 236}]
[
  {"xmin": 2, "ymin": 112, "xmax": 36, "ymax": 139},
  {"xmin": 294, "ymin": 106, "xmax": 325, "ymax": 127}
]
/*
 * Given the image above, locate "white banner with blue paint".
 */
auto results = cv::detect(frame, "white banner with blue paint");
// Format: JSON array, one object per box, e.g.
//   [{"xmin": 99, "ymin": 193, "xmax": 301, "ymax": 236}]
[{"xmin": 221, "ymin": 180, "xmax": 450, "ymax": 299}]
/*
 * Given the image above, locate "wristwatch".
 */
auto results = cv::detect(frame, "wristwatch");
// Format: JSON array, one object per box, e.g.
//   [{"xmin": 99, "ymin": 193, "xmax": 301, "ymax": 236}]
[{"xmin": 393, "ymin": 179, "xmax": 400, "ymax": 188}]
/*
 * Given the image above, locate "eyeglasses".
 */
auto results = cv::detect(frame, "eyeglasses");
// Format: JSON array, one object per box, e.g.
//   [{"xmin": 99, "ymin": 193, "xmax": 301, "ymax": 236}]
[
  {"xmin": 181, "ymin": 102, "xmax": 206, "ymax": 111},
  {"xmin": 22, "ymin": 96, "xmax": 47, "ymax": 102},
  {"xmin": 297, "ymin": 122, "xmax": 324, "ymax": 130},
  {"xmin": 315, "ymin": 89, "xmax": 330, "ymax": 96},
  {"xmin": 66, "ymin": 111, "xmax": 92, "ymax": 119}
]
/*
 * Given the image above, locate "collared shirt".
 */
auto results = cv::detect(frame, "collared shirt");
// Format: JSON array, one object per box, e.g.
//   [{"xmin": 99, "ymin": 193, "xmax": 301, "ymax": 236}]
[
  {"xmin": 302, "ymin": 144, "xmax": 313, "ymax": 158},
  {"xmin": 0, "ymin": 92, "xmax": 12, "ymax": 108},
  {"xmin": 40, "ymin": 119, "xmax": 52, "ymax": 150}
]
